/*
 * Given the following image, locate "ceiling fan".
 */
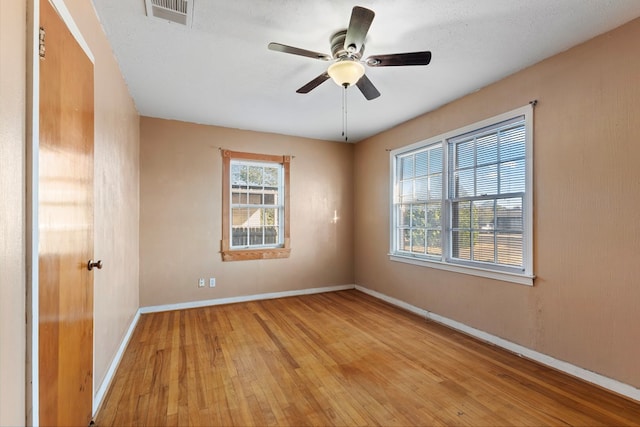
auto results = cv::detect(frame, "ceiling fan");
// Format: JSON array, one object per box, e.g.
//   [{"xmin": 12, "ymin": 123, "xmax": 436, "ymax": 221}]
[{"xmin": 268, "ymin": 6, "xmax": 432, "ymax": 100}]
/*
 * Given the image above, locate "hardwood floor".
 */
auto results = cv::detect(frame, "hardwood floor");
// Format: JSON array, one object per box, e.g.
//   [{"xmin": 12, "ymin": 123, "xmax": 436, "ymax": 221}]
[{"xmin": 95, "ymin": 290, "xmax": 640, "ymax": 426}]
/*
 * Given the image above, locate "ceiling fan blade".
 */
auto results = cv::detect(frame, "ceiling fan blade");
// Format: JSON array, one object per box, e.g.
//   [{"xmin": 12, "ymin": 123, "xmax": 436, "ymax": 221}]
[
  {"xmin": 296, "ymin": 72, "xmax": 331, "ymax": 94},
  {"xmin": 366, "ymin": 51, "xmax": 432, "ymax": 67},
  {"xmin": 344, "ymin": 6, "xmax": 375, "ymax": 54},
  {"xmin": 356, "ymin": 74, "xmax": 381, "ymax": 100},
  {"xmin": 268, "ymin": 42, "xmax": 332, "ymax": 61}
]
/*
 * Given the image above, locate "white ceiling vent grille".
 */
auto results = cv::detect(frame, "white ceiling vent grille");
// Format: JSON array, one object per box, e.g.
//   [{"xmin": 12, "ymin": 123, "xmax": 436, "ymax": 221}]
[{"xmin": 144, "ymin": 0, "xmax": 194, "ymax": 26}]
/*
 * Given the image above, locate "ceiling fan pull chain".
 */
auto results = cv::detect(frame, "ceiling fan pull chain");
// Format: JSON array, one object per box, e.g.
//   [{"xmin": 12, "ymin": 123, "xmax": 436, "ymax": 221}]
[
  {"xmin": 341, "ymin": 86, "xmax": 344, "ymax": 138},
  {"xmin": 343, "ymin": 86, "xmax": 348, "ymax": 141}
]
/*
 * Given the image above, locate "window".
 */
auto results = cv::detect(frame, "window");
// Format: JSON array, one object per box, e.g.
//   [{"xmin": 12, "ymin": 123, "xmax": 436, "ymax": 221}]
[
  {"xmin": 221, "ymin": 150, "xmax": 290, "ymax": 261},
  {"xmin": 390, "ymin": 105, "xmax": 534, "ymax": 285},
  {"xmin": 396, "ymin": 144, "xmax": 444, "ymax": 257}
]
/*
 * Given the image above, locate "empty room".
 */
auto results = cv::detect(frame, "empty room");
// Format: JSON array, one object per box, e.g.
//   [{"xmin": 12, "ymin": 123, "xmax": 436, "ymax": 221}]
[{"xmin": 2, "ymin": 0, "xmax": 640, "ymax": 426}]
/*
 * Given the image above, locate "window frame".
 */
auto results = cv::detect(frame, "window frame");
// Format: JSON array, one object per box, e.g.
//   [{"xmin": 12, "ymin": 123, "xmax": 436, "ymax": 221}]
[
  {"xmin": 389, "ymin": 105, "xmax": 534, "ymax": 285},
  {"xmin": 221, "ymin": 150, "xmax": 291, "ymax": 261}
]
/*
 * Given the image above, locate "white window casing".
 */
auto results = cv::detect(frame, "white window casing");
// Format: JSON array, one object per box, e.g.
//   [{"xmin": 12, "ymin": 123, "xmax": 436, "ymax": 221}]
[
  {"xmin": 389, "ymin": 105, "xmax": 534, "ymax": 286},
  {"xmin": 229, "ymin": 159, "xmax": 285, "ymax": 249}
]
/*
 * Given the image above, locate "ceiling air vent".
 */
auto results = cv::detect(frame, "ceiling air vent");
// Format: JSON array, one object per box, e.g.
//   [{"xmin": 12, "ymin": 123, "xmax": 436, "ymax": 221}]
[{"xmin": 144, "ymin": 0, "xmax": 194, "ymax": 26}]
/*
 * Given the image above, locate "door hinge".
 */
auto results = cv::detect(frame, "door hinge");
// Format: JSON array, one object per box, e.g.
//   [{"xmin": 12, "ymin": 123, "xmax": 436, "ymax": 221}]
[{"xmin": 39, "ymin": 27, "xmax": 46, "ymax": 59}]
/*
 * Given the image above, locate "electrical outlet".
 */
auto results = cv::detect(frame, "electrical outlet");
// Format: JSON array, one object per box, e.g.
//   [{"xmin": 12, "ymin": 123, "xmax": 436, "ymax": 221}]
[
  {"xmin": 209, "ymin": 277, "xmax": 216, "ymax": 288},
  {"xmin": 198, "ymin": 278, "xmax": 205, "ymax": 288}
]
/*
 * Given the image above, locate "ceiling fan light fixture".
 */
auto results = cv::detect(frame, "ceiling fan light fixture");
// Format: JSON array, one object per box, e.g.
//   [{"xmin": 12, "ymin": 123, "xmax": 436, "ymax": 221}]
[{"xmin": 327, "ymin": 60, "xmax": 365, "ymax": 87}]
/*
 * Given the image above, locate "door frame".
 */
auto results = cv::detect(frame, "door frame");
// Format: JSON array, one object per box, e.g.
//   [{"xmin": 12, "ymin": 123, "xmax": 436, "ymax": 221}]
[{"xmin": 26, "ymin": 1, "xmax": 95, "ymax": 425}]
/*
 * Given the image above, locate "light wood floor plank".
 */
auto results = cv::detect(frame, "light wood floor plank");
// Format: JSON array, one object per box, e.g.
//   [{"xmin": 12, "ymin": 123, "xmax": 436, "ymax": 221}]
[{"xmin": 95, "ymin": 290, "xmax": 640, "ymax": 426}]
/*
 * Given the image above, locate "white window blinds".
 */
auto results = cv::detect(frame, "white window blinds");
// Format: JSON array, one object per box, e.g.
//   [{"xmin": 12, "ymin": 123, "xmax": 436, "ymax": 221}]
[
  {"xmin": 396, "ymin": 144, "xmax": 444, "ymax": 256},
  {"xmin": 448, "ymin": 117, "xmax": 526, "ymax": 269}
]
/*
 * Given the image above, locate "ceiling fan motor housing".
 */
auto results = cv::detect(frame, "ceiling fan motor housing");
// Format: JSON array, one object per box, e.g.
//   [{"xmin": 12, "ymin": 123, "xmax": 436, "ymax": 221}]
[{"xmin": 331, "ymin": 30, "xmax": 364, "ymax": 60}]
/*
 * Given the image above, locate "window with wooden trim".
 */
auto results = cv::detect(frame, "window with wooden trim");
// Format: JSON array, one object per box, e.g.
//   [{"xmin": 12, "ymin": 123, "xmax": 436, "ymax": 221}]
[{"xmin": 221, "ymin": 150, "xmax": 291, "ymax": 261}]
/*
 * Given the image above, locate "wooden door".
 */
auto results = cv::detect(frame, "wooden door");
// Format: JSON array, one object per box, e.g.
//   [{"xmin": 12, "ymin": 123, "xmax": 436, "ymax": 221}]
[{"xmin": 38, "ymin": 0, "xmax": 95, "ymax": 425}]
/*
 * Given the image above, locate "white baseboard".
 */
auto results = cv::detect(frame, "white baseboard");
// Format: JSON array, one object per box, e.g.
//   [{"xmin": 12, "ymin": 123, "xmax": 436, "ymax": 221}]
[
  {"xmin": 139, "ymin": 284, "xmax": 356, "ymax": 314},
  {"xmin": 93, "ymin": 310, "xmax": 141, "ymax": 416},
  {"xmin": 355, "ymin": 285, "xmax": 640, "ymax": 403}
]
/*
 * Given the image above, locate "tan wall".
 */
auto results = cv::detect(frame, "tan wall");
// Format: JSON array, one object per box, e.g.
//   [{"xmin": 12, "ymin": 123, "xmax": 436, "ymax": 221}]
[
  {"xmin": 61, "ymin": 1, "xmax": 140, "ymax": 398},
  {"xmin": 0, "ymin": 0, "xmax": 27, "ymax": 424},
  {"xmin": 140, "ymin": 118, "xmax": 354, "ymax": 306},
  {"xmin": 354, "ymin": 17, "xmax": 640, "ymax": 388}
]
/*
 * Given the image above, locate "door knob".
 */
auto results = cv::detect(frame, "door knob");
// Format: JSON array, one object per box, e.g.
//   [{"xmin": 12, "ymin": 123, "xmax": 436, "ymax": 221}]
[{"xmin": 87, "ymin": 259, "xmax": 103, "ymax": 271}]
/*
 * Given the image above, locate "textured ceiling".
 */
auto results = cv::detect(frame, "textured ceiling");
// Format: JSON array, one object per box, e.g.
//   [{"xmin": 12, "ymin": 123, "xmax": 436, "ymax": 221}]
[{"xmin": 91, "ymin": 0, "xmax": 640, "ymax": 142}]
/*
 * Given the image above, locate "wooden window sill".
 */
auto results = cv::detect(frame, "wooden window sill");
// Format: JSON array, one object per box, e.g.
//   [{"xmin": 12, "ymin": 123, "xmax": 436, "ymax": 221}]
[{"xmin": 221, "ymin": 248, "xmax": 291, "ymax": 261}]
